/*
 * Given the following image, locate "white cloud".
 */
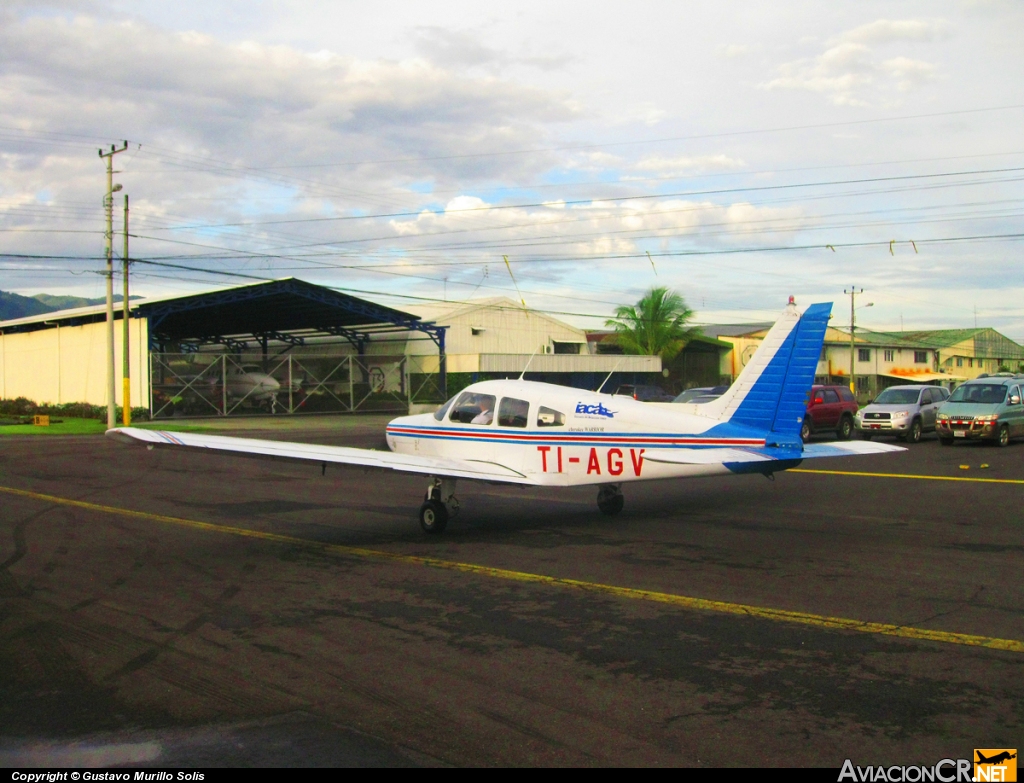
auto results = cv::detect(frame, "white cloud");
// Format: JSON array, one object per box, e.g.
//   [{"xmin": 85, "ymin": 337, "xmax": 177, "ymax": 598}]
[
  {"xmin": 717, "ymin": 43, "xmax": 755, "ymax": 59},
  {"xmin": 841, "ymin": 19, "xmax": 950, "ymax": 45},
  {"xmin": 387, "ymin": 193, "xmax": 806, "ymax": 264},
  {"xmin": 411, "ymin": 26, "xmax": 573, "ymax": 73},
  {"xmin": 629, "ymin": 154, "xmax": 746, "ymax": 178},
  {"xmin": 761, "ymin": 18, "xmax": 945, "ymax": 106}
]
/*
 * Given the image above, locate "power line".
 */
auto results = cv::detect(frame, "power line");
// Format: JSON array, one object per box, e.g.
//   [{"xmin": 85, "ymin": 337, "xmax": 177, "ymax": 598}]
[
  {"xmin": 115, "ymin": 103, "xmax": 1024, "ymax": 170},
  {"xmin": 145, "ymin": 165, "xmax": 1024, "ymax": 232}
]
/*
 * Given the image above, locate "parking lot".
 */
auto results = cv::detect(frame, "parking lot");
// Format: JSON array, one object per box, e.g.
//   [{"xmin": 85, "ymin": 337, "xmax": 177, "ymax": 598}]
[{"xmin": 1, "ymin": 419, "xmax": 1022, "ymax": 766}]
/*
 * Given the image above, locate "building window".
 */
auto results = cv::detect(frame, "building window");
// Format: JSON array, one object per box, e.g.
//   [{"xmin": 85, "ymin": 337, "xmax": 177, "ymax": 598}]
[
  {"xmin": 858, "ymin": 348, "xmax": 871, "ymax": 362},
  {"xmin": 884, "ymin": 349, "xmax": 894, "ymax": 362},
  {"xmin": 552, "ymin": 341, "xmax": 582, "ymax": 355},
  {"xmin": 914, "ymin": 351, "xmax": 927, "ymax": 364},
  {"xmin": 470, "ymin": 327, "xmax": 485, "ymax": 336},
  {"xmin": 956, "ymin": 357, "xmax": 963, "ymax": 367},
  {"xmin": 968, "ymin": 358, "xmax": 973, "ymax": 368}
]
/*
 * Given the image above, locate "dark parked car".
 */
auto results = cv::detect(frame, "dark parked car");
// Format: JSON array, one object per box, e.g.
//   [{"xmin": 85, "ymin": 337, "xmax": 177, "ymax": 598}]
[
  {"xmin": 801, "ymin": 384, "xmax": 859, "ymax": 441},
  {"xmin": 613, "ymin": 384, "xmax": 676, "ymax": 402}
]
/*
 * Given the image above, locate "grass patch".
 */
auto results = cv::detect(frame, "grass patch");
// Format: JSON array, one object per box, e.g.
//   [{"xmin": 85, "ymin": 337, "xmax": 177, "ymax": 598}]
[
  {"xmin": 0, "ymin": 418, "xmax": 219, "ymax": 436},
  {"xmin": 134, "ymin": 422, "xmax": 217, "ymax": 434},
  {"xmin": 0, "ymin": 417, "xmax": 108, "ymax": 436}
]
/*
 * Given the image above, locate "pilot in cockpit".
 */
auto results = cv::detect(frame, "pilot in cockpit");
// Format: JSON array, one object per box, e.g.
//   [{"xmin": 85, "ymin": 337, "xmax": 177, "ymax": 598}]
[{"xmin": 471, "ymin": 397, "xmax": 494, "ymax": 425}]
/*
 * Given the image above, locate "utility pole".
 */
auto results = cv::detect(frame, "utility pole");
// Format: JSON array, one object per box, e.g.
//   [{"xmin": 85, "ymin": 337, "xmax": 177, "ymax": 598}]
[
  {"xmin": 122, "ymin": 194, "xmax": 131, "ymax": 426},
  {"xmin": 99, "ymin": 141, "xmax": 128, "ymax": 429},
  {"xmin": 844, "ymin": 287, "xmax": 863, "ymax": 395}
]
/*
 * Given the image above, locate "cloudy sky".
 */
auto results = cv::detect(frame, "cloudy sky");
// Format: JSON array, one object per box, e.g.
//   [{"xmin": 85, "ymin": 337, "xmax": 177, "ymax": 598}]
[{"xmin": 2, "ymin": 1, "xmax": 1023, "ymax": 337}]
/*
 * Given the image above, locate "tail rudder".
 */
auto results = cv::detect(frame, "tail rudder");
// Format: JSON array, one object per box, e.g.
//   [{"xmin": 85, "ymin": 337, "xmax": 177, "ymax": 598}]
[{"xmin": 701, "ymin": 300, "xmax": 832, "ymax": 440}]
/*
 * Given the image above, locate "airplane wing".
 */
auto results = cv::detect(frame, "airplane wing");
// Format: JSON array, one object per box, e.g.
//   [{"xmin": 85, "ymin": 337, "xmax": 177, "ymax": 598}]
[
  {"xmin": 644, "ymin": 440, "xmax": 905, "ymax": 465},
  {"xmin": 106, "ymin": 427, "xmax": 538, "ymax": 485}
]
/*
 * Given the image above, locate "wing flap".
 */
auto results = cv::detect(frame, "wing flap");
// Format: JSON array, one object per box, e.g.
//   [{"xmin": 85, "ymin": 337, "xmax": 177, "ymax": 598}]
[{"xmin": 107, "ymin": 427, "xmax": 536, "ymax": 484}]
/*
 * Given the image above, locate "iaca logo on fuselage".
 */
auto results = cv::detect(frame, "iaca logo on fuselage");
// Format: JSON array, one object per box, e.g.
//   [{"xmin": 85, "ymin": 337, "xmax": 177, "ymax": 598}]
[{"xmin": 575, "ymin": 402, "xmax": 616, "ymax": 418}]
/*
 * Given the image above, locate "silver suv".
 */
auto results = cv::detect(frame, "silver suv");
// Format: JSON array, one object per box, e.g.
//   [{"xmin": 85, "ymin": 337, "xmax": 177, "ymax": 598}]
[
  {"xmin": 936, "ymin": 374, "xmax": 1024, "ymax": 446},
  {"xmin": 855, "ymin": 384, "xmax": 949, "ymax": 443}
]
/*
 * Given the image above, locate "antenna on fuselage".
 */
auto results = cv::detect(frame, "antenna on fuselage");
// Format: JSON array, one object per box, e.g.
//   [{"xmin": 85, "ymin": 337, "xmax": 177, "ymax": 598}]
[
  {"xmin": 518, "ymin": 348, "xmax": 540, "ymax": 380},
  {"xmin": 596, "ymin": 358, "xmax": 624, "ymax": 394}
]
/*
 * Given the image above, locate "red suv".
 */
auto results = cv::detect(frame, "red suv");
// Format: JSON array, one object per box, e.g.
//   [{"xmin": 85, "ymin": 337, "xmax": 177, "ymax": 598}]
[{"xmin": 801, "ymin": 384, "xmax": 859, "ymax": 441}]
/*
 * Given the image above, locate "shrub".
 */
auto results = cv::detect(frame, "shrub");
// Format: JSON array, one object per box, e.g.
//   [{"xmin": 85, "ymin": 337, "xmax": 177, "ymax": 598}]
[{"xmin": 0, "ymin": 398, "xmax": 149, "ymax": 421}]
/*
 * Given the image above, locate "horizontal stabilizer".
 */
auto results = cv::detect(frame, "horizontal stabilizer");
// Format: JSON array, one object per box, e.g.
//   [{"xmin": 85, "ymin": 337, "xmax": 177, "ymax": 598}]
[
  {"xmin": 644, "ymin": 448, "xmax": 773, "ymax": 465},
  {"xmin": 644, "ymin": 440, "xmax": 904, "ymax": 466},
  {"xmin": 106, "ymin": 427, "xmax": 537, "ymax": 484},
  {"xmin": 799, "ymin": 441, "xmax": 905, "ymax": 458}
]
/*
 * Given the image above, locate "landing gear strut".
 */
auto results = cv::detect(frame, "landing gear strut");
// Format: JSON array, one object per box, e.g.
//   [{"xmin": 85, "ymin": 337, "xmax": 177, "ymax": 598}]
[
  {"xmin": 419, "ymin": 477, "xmax": 458, "ymax": 534},
  {"xmin": 596, "ymin": 484, "xmax": 624, "ymax": 516}
]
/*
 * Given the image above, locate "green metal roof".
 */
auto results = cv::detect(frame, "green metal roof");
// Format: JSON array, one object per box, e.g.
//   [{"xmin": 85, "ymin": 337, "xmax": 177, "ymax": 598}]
[
  {"xmin": 686, "ymin": 334, "xmax": 734, "ymax": 351},
  {"xmin": 869, "ymin": 328, "xmax": 1024, "ymax": 359},
  {"xmin": 870, "ymin": 329, "xmax": 987, "ymax": 348}
]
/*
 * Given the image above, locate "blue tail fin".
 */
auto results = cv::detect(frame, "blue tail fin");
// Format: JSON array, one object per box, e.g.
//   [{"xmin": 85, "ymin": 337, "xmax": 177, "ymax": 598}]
[
  {"xmin": 765, "ymin": 303, "xmax": 832, "ymax": 437},
  {"xmin": 704, "ymin": 302, "xmax": 832, "ymax": 440}
]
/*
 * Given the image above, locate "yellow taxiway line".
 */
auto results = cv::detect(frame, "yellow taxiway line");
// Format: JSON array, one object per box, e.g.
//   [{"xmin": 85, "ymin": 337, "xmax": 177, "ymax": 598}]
[
  {"xmin": 790, "ymin": 468, "xmax": 1024, "ymax": 484},
  {"xmin": 2, "ymin": 484, "xmax": 1022, "ymax": 655}
]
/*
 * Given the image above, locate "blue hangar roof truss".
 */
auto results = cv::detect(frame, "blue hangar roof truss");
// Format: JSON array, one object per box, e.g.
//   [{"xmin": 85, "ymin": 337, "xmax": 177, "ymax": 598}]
[
  {"xmin": 0, "ymin": 278, "xmax": 446, "ymax": 356},
  {"xmin": 138, "ymin": 278, "xmax": 445, "ymax": 355}
]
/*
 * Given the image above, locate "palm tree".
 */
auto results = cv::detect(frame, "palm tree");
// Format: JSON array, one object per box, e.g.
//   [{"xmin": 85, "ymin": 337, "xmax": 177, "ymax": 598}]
[{"xmin": 605, "ymin": 287, "xmax": 701, "ymax": 361}]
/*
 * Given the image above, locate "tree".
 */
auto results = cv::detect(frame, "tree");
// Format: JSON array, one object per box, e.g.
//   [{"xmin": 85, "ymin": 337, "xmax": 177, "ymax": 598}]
[{"xmin": 605, "ymin": 287, "xmax": 702, "ymax": 361}]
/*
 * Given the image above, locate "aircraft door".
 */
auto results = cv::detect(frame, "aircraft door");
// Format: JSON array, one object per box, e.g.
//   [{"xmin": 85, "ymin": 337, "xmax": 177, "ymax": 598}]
[{"xmin": 495, "ymin": 397, "xmax": 530, "ymax": 473}]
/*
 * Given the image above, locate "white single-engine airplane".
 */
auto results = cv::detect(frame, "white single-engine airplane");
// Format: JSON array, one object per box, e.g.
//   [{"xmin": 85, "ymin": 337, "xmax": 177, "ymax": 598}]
[{"xmin": 109, "ymin": 299, "xmax": 903, "ymax": 533}]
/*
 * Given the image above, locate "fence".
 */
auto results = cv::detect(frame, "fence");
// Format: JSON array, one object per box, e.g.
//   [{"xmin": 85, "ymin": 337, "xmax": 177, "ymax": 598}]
[{"xmin": 149, "ymin": 352, "xmax": 446, "ymax": 419}]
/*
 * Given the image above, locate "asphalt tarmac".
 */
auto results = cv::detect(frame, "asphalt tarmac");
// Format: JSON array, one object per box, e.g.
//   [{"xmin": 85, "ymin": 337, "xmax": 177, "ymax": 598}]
[{"xmin": 1, "ymin": 418, "xmax": 1021, "ymax": 767}]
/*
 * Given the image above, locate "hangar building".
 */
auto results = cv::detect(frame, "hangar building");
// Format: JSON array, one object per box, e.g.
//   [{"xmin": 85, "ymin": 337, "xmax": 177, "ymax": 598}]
[{"xmin": 0, "ymin": 278, "xmax": 445, "ymax": 418}]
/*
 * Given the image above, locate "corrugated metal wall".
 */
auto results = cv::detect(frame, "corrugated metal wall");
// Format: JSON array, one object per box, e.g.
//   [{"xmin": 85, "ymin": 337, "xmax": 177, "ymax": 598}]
[{"xmin": 0, "ymin": 318, "xmax": 149, "ymax": 407}]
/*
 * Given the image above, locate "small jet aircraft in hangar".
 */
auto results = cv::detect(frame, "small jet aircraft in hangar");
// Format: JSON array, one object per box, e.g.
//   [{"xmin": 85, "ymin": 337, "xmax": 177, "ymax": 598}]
[{"xmin": 109, "ymin": 299, "xmax": 903, "ymax": 533}]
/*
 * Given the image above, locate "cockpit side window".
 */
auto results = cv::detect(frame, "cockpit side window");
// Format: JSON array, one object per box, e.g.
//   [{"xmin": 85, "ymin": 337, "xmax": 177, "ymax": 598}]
[
  {"xmin": 537, "ymin": 406, "xmax": 565, "ymax": 427},
  {"xmin": 433, "ymin": 395, "xmax": 457, "ymax": 422},
  {"xmin": 449, "ymin": 392, "xmax": 496, "ymax": 425},
  {"xmin": 498, "ymin": 398, "xmax": 529, "ymax": 428}
]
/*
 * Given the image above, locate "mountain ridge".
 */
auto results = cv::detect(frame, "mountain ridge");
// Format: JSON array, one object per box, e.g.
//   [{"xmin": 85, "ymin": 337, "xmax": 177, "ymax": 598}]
[{"xmin": 0, "ymin": 290, "xmax": 139, "ymax": 321}]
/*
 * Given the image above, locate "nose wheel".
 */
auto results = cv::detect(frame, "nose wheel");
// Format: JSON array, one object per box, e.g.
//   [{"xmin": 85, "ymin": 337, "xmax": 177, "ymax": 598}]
[{"xmin": 596, "ymin": 484, "xmax": 624, "ymax": 516}]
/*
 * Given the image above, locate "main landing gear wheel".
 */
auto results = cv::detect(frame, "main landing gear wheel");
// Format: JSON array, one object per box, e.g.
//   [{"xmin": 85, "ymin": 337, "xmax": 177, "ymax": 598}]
[
  {"xmin": 420, "ymin": 476, "xmax": 457, "ymax": 534},
  {"xmin": 596, "ymin": 485, "xmax": 624, "ymax": 516},
  {"xmin": 419, "ymin": 500, "xmax": 448, "ymax": 534}
]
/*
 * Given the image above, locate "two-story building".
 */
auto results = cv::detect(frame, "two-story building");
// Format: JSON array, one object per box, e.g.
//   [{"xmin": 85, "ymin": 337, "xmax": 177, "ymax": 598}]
[
  {"xmin": 710, "ymin": 325, "xmax": 959, "ymax": 402},
  {"xmin": 874, "ymin": 328, "xmax": 1024, "ymax": 381}
]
